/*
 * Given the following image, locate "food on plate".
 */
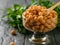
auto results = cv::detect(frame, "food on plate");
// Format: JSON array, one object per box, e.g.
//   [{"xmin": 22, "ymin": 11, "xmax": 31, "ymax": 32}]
[{"xmin": 22, "ymin": 5, "xmax": 57, "ymax": 32}]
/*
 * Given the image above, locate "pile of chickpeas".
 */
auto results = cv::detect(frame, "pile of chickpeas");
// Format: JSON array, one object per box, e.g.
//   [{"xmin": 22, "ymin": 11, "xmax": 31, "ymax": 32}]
[{"xmin": 22, "ymin": 5, "xmax": 57, "ymax": 32}]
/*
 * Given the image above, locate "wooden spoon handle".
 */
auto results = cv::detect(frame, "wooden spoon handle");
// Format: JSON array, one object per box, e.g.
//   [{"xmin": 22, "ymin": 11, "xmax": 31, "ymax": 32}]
[{"xmin": 48, "ymin": 2, "xmax": 60, "ymax": 10}]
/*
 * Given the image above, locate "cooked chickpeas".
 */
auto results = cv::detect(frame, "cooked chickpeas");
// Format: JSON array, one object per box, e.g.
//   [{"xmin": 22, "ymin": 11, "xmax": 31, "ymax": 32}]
[
  {"xmin": 22, "ymin": 5, "xmax": 57, "ymax": 32},
  {"xmin": 10, "ymin": 42, "xmax": 15, "ymax": 45},
  {"xmin": 11, "ymin": 30, "xmax": 16, "ymax": 35}
]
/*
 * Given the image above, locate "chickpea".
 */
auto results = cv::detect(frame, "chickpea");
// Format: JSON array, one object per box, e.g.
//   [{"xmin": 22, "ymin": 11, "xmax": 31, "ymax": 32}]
[
  {"xmin": 51, "ymin": 23, "xmax": 56, "ymax": 28},
  {"xmin": 41, "ymin": 20, "xmax": 45, "ymax": 24},
  {"xmin": 51, "ymin": 18, "xmax": 57, "ymax": 24},
  {"xmin": 29, "ymin": 6, "xmax": 32, "ymax": 9},
  {"xmin": 10, "ymin": 42, "xmax": 15, "ymax": 45},
  {"xmin": 38, "ymin": 16, "xmax": 43, "ymax": 20},
  {"xmin": 40, "ymin": 8, "xmax": 46, "ymax": 12},
  {"xmin": 47, "ymin": 16, "xmax": 52, "ymax": 19},
  {"xmin": 43, "ymin": 12, "xmax": 47, "ymax": 16},
  {"xmin": 25, "ymin": 24, "xmax": 29, "ymax": 28},
  {"xmin": 30, "ymin": 20, "xmax": 33, "ymax": 24},
  {"xmin": 26, "ymin": 11, "xmax": 29, "ymax": 13},
  {"xmin": 50, "ymin": 10, "xmax": 57, "ymax": 18},
  {"xmin": 29, "ymin": 13, "xmax": 33, "ymax": 15},
  {"xmin": 46, "ymin": 19, "xmax": 51, "ymax": 25},
  {"xmin": 32, "ymin": 26, "xmax": 36, "ymax": 30},
  {"xmin": 41, "ymin": 6, "xmax": 46, "ymax": 9},
  {"xmin": 25, "ymin": 15, "xmax": 29, "ymax": 18},
  {"xmin": 34, "ymin": 16, "xmax": 37, "ymax": 20},
  {"xmin": 44, "ymin": 28, "xmax": 49, "ymax": 32},
  {"xmin": 11, "ymin": 30, "xmax": 16, "ymax": 35},
  {"xmin": 44, "ymin": 17, "xmax": 47, "ymax": 20},
  {"xmin": 40, "ymin": 25, "xmax": 44, "ymax": 32},
  {"xmin": 36, "ymin": 22, "xmax": 40, "ymax": 26},
  {"xmin": 24, "ymin": 11, "xmax": 29, "ymax": 16},
  {"xmin": 37, "ymin": 6, "xmax": 41, "ymax": 10},
  {"xmin": 50, "ymin": 10, "xmax": 56, "ymax": 15},
  {"xmin": 52, "ymin": 14, "xmax": 56, "ymax": 18},
  {"xmin": 38, "ymin": 12, "xmax": 43, "ymax": 16},
  {"xmin": 30, "ymin": 22, "xmax": 35, "ymax": 26},
  {"xmin": 44, "ymin": 23, "xmax": 52, "ymax": 29},
  {"xmin": 28, "ymin": 15, "xmax": 32, "ymax": 18},
  {"xmin": 38, "ymin": 16, "xmax": 45, "ymax": 24},
  {"xmin": 36, "ymin": 26, "xmax": 40, "ymax": 29},
  {"xmin": 33, "ymin": 10, "xmax": 37, "ymax": 14},
  {"xmin": 47, "ymin": 25, "xmax": 52, "ymax": 29}
]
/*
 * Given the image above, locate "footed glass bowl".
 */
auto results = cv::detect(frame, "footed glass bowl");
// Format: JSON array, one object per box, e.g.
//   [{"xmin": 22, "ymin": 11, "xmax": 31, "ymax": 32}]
[{"xmin": 22, "ymin": 5, "xmax": 58, "ymax": 44}]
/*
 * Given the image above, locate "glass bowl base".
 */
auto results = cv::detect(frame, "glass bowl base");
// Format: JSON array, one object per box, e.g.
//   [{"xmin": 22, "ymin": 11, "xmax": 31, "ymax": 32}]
[{"xmin": 29, "ymin": 32, "xmax": 50, "ymax": 45}]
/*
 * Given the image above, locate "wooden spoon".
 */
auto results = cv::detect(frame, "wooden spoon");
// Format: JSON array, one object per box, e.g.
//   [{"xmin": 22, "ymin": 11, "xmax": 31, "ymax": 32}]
[{"xmin": 48, "ymin": 2, "xmax": 60, "ymax": 10}]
